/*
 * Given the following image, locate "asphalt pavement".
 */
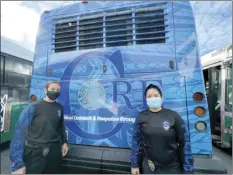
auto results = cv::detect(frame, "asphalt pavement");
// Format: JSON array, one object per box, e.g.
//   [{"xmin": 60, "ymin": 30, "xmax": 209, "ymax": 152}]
[{"xmin": 1, "ymin": 143, "xmax": 232, "ymax": 174}]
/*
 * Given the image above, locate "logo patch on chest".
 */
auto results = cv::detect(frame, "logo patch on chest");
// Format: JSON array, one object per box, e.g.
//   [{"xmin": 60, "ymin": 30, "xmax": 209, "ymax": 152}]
[
  {"xmin": 58, "ymin": 109, "xmax": 61, "ymax": 117},
  {"xmin": 162, "ymin": 120, "xmax": 170, "ymax": 130}
]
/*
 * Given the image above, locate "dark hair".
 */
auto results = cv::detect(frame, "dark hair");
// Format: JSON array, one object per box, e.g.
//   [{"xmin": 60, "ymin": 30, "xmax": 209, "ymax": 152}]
[
  {"xmin": 30, "ymin": 94, "xmax": 37, "ymax": 102},
  {"xmin": 144, "ymin": 84, "xmax": 163, "ymax": 97},
  {"xmin": 45, "ymin": 81, "xmax": 60, "ymax": 90},
  {"xmin": 30, "ymin": 94, "xmax": 36, "ymax": 99}
]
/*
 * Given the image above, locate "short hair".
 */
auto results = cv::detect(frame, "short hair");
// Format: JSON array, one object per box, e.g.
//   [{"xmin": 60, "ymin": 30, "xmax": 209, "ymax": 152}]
[
  {"xmin": 30, "ymin": 94, "xmax": 37, "ymax": 99},
  {"xmin": 144, "ymin": 84, "xmax": 163, "ymax": 97},
  {"xmin": 30, "ymin": 94, "xmax": 37, "ymax": 102},
  {"xmin": 45, "ymin": 81, "xmax": 60, "ymax": 90}
]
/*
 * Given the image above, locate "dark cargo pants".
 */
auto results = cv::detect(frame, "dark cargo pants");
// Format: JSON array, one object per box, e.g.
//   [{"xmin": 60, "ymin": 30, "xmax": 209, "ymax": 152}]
[
  {"xmin": 141, "ymin": 156, "xmax": 183, "ymax": 174},
  {"xmin": 23, "ymin": 142, "xmax": 62, "ymax": 174}
]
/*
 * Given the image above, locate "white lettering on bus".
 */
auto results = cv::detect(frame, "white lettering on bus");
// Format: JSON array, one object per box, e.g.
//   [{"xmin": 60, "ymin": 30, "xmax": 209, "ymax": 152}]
[{"xmin": 0, "ymin": 94, "xmax": 8, "ymax": 132}]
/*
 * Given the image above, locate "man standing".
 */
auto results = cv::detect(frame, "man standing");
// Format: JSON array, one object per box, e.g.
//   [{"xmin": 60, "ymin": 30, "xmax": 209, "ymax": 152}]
[{"xmin": 10, "ymin": 81, "xmax": 68, "ymax": 174}]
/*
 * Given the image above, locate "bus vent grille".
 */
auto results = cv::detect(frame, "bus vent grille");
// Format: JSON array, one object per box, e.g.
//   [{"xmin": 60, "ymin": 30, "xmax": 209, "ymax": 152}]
[
  {"xmin": 53, "ymin": 17, "xmax": 77, "ymax": 53},
  {"xmin": 105, "ymin": 9, "xmax": 133, "ymax": 47},
  {"xmin": 79, "ymin": 14, "xmax": 104, "ymax": 50},
  {"xmin": 135, "ymin": 5, "xmax": 166, "ymax": 44},
  {"xmin": 52, "ymin": 3, "xmax": 167, "ymax": 52}
]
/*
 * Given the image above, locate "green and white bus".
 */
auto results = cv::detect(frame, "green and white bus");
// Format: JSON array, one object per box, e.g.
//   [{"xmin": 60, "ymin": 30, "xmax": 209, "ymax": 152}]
[
  {"xmin": 0, "ymin": 36, "xmax": 33, "ymax": 144},
  {"xmin": 201, "ymin": 44, "xmax": 232, "ymax": 149}
]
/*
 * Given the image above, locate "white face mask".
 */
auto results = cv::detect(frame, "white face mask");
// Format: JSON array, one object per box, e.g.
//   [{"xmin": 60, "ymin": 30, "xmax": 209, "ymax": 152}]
[{"xmin": 146, "ymin": 97, "xmax": 163, "ymax": 108}]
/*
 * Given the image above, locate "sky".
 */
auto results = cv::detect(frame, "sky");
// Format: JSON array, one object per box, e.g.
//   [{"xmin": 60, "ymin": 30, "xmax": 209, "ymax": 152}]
[{"xmin": 1, "ymin": 1, "xmax": 232, "ymax": 56}]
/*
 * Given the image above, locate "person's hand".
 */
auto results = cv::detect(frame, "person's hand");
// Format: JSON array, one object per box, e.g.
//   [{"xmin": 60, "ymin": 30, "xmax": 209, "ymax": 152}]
[
  {"xmin": 12, "ymin": 166, "xmax": 26, "ymax": 174},
  {"xmin": 131, "ymin": 167, "xmax": 140, "ymax": 174},
  {"xmin": 62, "ymin": 143, "xmax": 69, "ymax": 157}
]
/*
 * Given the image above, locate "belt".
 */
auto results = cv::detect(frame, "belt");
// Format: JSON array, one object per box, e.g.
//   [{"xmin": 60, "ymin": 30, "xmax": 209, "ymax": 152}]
[
  {"xmin": 25, "ymin": 140, "xmax": 59, "ymax": 148},
  {"xmin": 25, "ymin": 140, "xmax": 54, "ymax": 157}
]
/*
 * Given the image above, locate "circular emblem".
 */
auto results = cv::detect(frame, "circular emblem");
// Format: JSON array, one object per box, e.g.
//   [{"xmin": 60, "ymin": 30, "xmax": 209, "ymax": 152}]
[
  {"xmin": 163, "ymin": 121, "xmax": 170, "ymax": 131},
  {"xmin": 59, "ymin": 51, "xmax": 124, "ymax": 140},
  {"xmin": 78, "ymin": 80, "xmax": 106, "ymax": 110}
]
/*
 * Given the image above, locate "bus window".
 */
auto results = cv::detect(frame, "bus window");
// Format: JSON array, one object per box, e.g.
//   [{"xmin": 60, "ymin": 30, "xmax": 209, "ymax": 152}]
[
  {"xmin": 0, "ymin": 55, "xmax": 4, "ymax": 85},
  {"xmin": 3, "ymin": 55, "xmax": 32, "ymax": 103},
  {"xmin": 203, "ymin": 69, "xmax": 209, "ymax": 97},
  {"xmin": 5, "ymin": 56, "xmax": 32, "ymax": 86},
  {"xmin": 209, "ymin": 66, "xmax": 222, "ymax": 128},
  {"xmin": 226, "ymin": 64, "xmax": 232, "ymax": 109},
  {"xmin": 213, "ymin": 66, "xmax": 221, "ymax": 105}
]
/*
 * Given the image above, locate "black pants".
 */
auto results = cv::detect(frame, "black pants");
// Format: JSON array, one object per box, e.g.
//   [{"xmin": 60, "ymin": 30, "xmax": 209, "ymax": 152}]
[
  {"xmin": 142, "ymin": 156, "xmax": 183, "ymax": 174},
  {"xmin": 23, "ymin": 143, "xmax": 62, "ymax": 174}
]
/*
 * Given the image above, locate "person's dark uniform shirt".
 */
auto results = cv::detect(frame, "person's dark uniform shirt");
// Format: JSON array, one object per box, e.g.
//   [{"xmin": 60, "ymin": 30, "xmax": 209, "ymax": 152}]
[
  {"xmin": 131, "ymin": 108, "xmax": 193, "ymax": 172},
  {"xmin": 9, "ymin": 100, "xmax": 67, "ymax": 172}
]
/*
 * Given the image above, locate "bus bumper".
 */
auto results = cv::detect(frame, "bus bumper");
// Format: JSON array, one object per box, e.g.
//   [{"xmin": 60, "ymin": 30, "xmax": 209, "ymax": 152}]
[
  {"xmin": 193, "ymin": 154, "xmax": 227, "ymax": 174},
  {"xmin": 61, "ymin": 144, "xmax": 227, "ymax": 174}
]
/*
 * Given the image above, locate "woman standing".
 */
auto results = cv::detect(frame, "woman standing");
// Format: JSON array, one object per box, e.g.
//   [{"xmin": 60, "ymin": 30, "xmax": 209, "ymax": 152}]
[
  {"xmin": 131, "ymin": 84, "xmax": 193, "ymax": 174},
  {"xmin": 10, "ymin": 81, "xmax": 69, "ymax": 174}
]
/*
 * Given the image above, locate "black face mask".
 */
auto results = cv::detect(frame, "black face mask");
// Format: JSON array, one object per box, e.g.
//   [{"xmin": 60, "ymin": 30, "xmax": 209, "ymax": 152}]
[{"xmin": 46, "ymin": 91, "xmax": 60, "ymax": 100}]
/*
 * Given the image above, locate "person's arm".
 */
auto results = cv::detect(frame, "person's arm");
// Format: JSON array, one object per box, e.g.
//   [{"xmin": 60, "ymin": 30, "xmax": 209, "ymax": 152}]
[
  {"xmin": 174, "ymin": 113, "xmax": 194, "ymax": 173},
  {"xmin": 131, "ymin": 114, "xmax": 142, "ymax": 168},
  {"xmin": 9, "ymin": 105, "xmax": 35, "ymax": 172},
  {"xmin": 59, "ymin": 108, "xmax": 67, "ymax": 144}
]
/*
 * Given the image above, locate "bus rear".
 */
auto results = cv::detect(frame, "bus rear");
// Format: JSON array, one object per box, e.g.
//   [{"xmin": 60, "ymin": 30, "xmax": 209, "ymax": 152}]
[{"xmin": 31, "ymin": 1, "xmax": 226, "ymax": 173}]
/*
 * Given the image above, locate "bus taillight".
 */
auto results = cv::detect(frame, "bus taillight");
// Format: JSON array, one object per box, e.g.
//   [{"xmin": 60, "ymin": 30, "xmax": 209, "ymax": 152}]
[
  {"xmin": 195, "ymin": 121, "xmax": 207, "ymax": 132},
  {"xmin": 194, "ymin": 106, "xmax": 206, "ymax": 117},
  {"xmin": 193, "ymin": 92, "xmax": 204, "ymax": 102}
]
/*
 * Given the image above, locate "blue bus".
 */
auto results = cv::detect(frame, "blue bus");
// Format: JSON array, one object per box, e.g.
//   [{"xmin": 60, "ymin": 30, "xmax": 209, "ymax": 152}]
[{"xmin": 29, "ymin": 1, "xmax": 226, "ymax": 173}]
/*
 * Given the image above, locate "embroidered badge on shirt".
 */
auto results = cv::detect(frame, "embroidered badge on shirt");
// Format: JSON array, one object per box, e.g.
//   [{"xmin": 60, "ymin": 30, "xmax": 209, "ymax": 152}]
[{"xmin": 162, "ymin": 120, "xmax": 170, "ymax": 130}]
